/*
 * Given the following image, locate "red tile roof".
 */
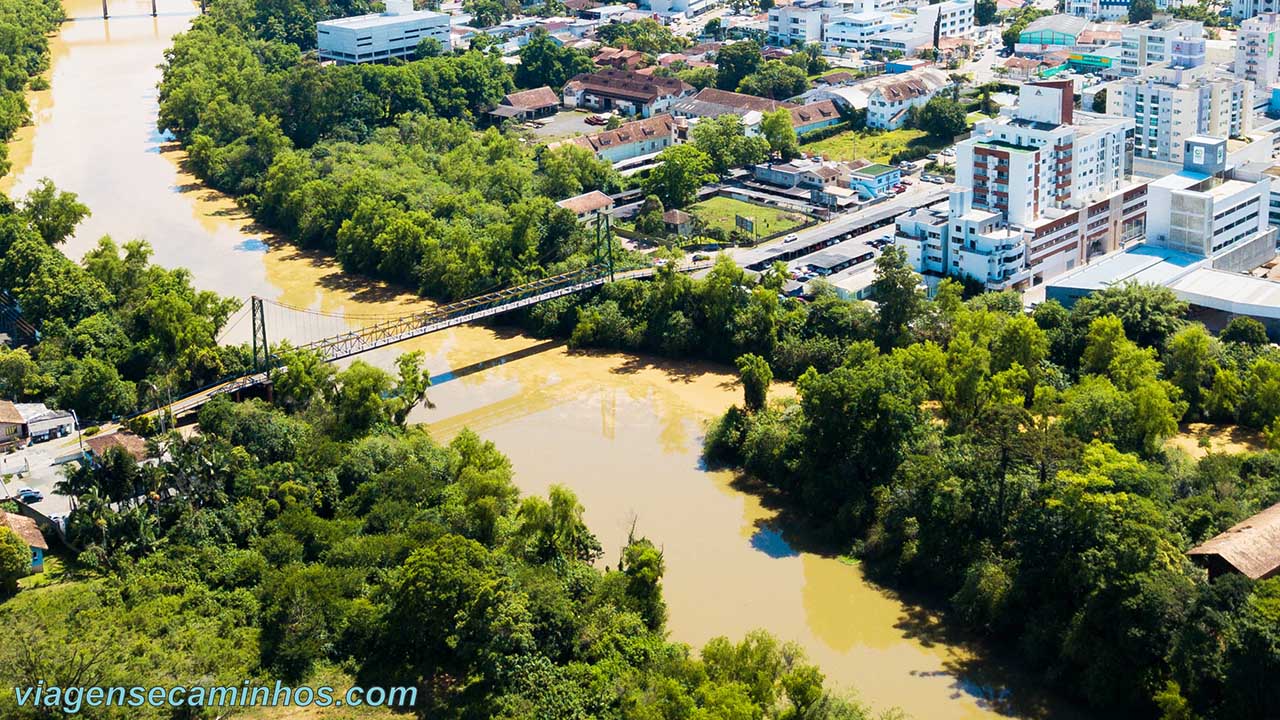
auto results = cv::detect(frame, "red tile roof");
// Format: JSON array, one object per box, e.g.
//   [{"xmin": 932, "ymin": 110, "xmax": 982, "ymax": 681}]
[
  {"xmin": 565, "ymin": 68, "xmax": 692, "ymax": 104},
  {"xmin": 503, "ymin": 86, "xmax": 560, "ymax": 111},
  {"xmin": 557, "ymin": 190, "xmax": 614, "ymax": 214},
  {"xmin": 555, "ymin": 114, "xmax": 677, "ymax": 153},
  {"xmin": 0, "ymin": 511, "xmax": 47, "ymax": 550},
  {"xmin": 789, "ymin": 100, "xmax": 840, "ymax": 127}
]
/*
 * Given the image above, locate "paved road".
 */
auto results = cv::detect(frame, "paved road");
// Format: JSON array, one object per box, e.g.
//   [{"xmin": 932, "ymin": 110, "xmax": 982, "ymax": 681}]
[{"xmin": 0, "ymin": 433, "xmax": 84, "ymax": 520}]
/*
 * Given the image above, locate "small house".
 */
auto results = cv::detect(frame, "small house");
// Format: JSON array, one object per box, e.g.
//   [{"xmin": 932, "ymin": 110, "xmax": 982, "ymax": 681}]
[
  {"xmin": 663, "ymin": 209, "xmax": 694, "ymax": 236},
  {"xmin": 1, "ymin": 510, "xmax": 48, "ymax": 573},
  {"xmin": 0, "ymin": 401, "xmax": 22, "ymax": 448},
  {"xmin": 556, "ymin": 190, "xmax": 615, "ymax": 221},
  {"xmin": 848, "ymin": 162, "xmax": 902, "ymax": 199},
  {"xmin": 85, "ymin": 431, "xmax": 149, "ymax": 465},
  {"xmin": 489, "ymin": 86, "xmax": 561, "ymax": 122}
]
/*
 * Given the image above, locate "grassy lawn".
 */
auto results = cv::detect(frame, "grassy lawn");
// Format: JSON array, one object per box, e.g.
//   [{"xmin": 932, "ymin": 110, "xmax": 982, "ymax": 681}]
[
  {"xmin": 688, "ymin": 196, "xmax": 807, "ymax": 238},
  {"xmin": 801, "ymin": 127, "xmax": 940, "ymax": 164}
]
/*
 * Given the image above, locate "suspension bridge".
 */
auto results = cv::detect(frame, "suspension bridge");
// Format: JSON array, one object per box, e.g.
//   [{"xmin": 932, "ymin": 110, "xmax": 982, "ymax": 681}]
[{"xmin": 143, "ymin": 259, "xmax": 712, "ymax": 420}]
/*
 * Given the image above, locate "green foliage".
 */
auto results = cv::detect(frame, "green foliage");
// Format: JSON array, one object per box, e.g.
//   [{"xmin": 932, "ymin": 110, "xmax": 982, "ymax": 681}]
[
  {"xmin": 643, "ymin": 144, "xmax": 716, "ymax": 208},
  {"xmin": 1129, "ymin": 0, "xmax": 1156, "ymax": 22},
  {"xmin": 596, "ymin": 19, "xmax": 689, "ymax": 54},
  {"xmin": 691, "ymin": 115, "xmax": 769, "ymax": 175},
  {"xmin": 737, "ymin": 60, "xmax": 809, "ymax": 100},
  {"xmin": 1002, "ymin": 7, "xmax": 1052, "ymax": 49},
  {"xmin": 975, "ymin": 0, "xmax": 997, "ymax": 25},
  {"xmin": 715, "ymin": 41, "xmax": 763, "ymax": 92},
  {"xmin": 18, "ymin": 179, "xmax": 89, "ymax": 246},
  {"xmin": 735, "ymin": 353, "xmax": 773, "ymax": 411},
  {"xmin": 1221, "ymin": 316, "xmax": 1269, "ymax": 346},
  {"xmin": 914, "ymin": 95, "xmax": 968, "ymax": 139},
  {"xmin": 0, "ymin": 527, "xmax": 28, "ymax": 595},
  {"xmin": 761, "ymin": 108, "xmax": 800, "ymax": 160},
  {"xmin": 516, "ymin": 30, "xmax": 595, "ymax": 90}
]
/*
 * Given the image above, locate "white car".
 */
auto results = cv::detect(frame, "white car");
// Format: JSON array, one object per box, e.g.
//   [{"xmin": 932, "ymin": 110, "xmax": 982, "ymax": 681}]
[{"xmin": 783, "ymin": 234, "xmax": 799, "ymax": 243}]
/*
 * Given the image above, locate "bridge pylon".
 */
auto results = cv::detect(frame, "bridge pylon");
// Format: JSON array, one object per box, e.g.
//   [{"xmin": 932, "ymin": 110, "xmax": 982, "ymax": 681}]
[
  {"xmin": 251, "ymin": 296, "xmax": 269, "ymax": 372},
  {"xmin": 594, "ymin": 210, "xmax": 614, "ymax": 281}
]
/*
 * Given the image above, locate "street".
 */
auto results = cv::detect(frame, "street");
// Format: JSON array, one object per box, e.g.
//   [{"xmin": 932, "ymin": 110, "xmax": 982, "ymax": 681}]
[{"xmin": 0, "ymin": 433, "xmax": 84, "ymax": 521}]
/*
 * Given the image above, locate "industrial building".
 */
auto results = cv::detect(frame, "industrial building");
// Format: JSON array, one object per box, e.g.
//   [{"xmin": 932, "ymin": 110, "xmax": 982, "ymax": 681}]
[{"xmin": 316, "ymin": 0, "xmax": 450, "ymax": 65}]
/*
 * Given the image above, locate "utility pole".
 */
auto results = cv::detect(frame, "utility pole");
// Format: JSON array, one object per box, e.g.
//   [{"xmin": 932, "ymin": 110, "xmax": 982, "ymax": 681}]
[
  {"xmin": 102, "ymin": 0, "xmax": 109, "ymax": 19},
  {"xmin": 152, "ymin": 0, "xmax": 158, "ymax": 16}
]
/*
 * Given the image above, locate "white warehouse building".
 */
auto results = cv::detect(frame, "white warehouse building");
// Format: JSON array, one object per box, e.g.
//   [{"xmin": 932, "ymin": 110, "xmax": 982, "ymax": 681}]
[{"xmin": 317, "ymin": 0, "xmax": 450, "ymax": 65}]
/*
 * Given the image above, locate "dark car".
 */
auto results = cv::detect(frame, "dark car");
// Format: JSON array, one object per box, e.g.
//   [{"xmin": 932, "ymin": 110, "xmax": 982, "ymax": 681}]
[{"xmin": 16, "ymin": 487, "xmax": 43, "ymax": 503}]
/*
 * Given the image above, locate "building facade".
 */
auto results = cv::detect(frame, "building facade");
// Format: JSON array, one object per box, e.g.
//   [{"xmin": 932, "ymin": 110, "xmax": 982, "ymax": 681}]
[
  {"xmin": 897, "ymin": 80, "xmax": 1146, "ymax": 290},
  {"xmin": 1236, "ymin": 14, "xmax": 1280, "ymax": 93},
  {"xmin": 866, "ymin": 71, "xmax": 949, "ymax": 129},
  {"xmin": 768, "ymin": 2, "xmax": 828, "ymax": 45},
  {"xmin": 1118, "ymin": 19, "xmax": 1204, "ymax": 77},
  {"xmin": 1233, "ymin": 0, "xmax": 1280, "ymax": 21},
  {"xmin": 913, "ymin": 0, "xmax": 975, "ymax": 39},
  {"xmin": 316, "ymin": 0, "xmax": 450, "ymax": 64},
  {"xmin": 561, "ymin": 69, "xmax": 694, "ymax": 117},
  {"xmin": 824, "ymin": 11, "xmax": 914, "ymax": 50},
  {"xmin": 552, "ymin": 114, "xmax": 677, "ymax": 164},
  {"xmin": 1107, "ymin": 62, "xmax": 1253, "ymax": 164}
]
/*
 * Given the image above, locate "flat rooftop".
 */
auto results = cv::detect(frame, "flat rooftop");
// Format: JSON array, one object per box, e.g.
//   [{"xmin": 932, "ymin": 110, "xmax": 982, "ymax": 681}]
[
  {"xmin": 318, "ymin": 9, "xmax": 447, "ymax": 30},
  {"xmin": 1049, "ymin": 243, "xmax": 1206, "ymax": 292},
  {"xmin": 1168, "ymin": 268, "xmax": 1280, "ymax": 320},
  {"xmin": 801, "ymin": 240, "xmax": 875, "ymax": 270}
]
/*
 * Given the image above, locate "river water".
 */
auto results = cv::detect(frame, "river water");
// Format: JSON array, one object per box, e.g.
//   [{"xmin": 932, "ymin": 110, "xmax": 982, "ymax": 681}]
[{"xmin": 3, "ymin": 2, "xmax": 1061, "ymax": 718}]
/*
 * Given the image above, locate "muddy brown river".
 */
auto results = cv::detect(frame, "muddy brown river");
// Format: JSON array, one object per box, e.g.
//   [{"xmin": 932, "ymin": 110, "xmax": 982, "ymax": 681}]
[{"xmin": 2, "ymin": 2, "xmax": 1068, "ymax": 717}]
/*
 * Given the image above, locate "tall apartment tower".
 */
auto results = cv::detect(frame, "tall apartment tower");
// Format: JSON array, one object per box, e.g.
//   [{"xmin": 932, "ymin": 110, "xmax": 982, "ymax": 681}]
[
  {"xmin": 1107, "ymin": 63, "xmax": 1253, "ymax": 164},
  {"xmin": 1236, "ymin": 14, "xmax": 1280, "ymax": 93},
  {"xmin": 1119, "ymin": 19, "xmax": 1205, "ymax": 76},
  {"xmin": 896, "ymin": 81, "xmax": 1147, "ymax": 291}
]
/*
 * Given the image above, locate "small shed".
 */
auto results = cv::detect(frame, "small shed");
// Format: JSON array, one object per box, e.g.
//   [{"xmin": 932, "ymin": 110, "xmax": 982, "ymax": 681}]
[
  {"xmin": 556, "ymin": 190, "xmax": 615, "ymax": 221},
  {"xmin": 663, "ymin": 209, "xmax": 693, "ymax": 237},
  {"xmin": 1, "ymin": 510, "xmax": 48, "ymax": 573},
  {"xmin": 1188, "ymin": 502, "xmax": 1280, "ymax": 580}
]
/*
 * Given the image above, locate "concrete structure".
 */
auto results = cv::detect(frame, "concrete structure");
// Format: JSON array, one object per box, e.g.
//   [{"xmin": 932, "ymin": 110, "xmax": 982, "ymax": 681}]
[
  {"xmin": 1107, "ymin": 62, "xmax": 1253, "ymax": 164},
  {"xmin": 561, "ymin": 69, "xmax": 694, "ymax": 117},
  {"xmin": 1236, "ymin": 14, "xmax": 1280, "ymax": 96},
  {"xmin": 824, "ymin": 10, "xmax": 914, "ymax": 50},
  {"xmin": 913, "ymin": 0, "xmax": 975, "ymax": 40},
  {"xmin": 896, "ymin": 80, "xmax": 1147, "ymax": 290},
  {"xmin": 868, "ymin": 29, "xmax": 933, "ymax": 56},
  {"xmin": 866, "ymin": 71, "xmax": 950, "ymax": 129},
  {"xmin": 1145, "ymin": 137, "xmax": 1273, "ymax": 259},
  {"xmin": 1068, "ymin": 0, "xmax": 1170, "ymax": 20},
  {"xmin": 316, "ymin": 0, "xmax": 450, "ymax": 65},
  {"xmin": 769, "ymin": 1, "xmax": 828, "ymax": 45},
  {"xmin": 551, "ymin": 114, "xmax": 677, "ymax": 164},
  {"xmin": 1119, "ymin": 19, "xmax": 1205, "ymax": 77},
  {"xmin": 848, "ymin": 162, "xmax": 902, "ymax": 198},
  {"xmin": 0, "ymin": 401, "xmax": 21, "ymax": 447},
  {"xmin": 641, "ymin": 0, "xmax": 713, "ymax": 19},
  {"xmin": 0, "ymin": 401, "xmax": 75, "ymax": 447},
  {"xmin": 1233, "ymin": 0, "xmax": 1280, "ymax": 21},
  {"xmin": 754, "ymin": 158, "xmax": 842, "ymax": 188}
]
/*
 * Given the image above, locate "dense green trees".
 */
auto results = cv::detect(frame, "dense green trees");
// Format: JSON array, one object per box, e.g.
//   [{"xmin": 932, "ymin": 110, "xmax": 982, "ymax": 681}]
[
  {"xmin": 596, "ymin": 19, "xmax": 689, "ymax": 53},
  {"xmin": 0, "ymin": 196, "xmax": 243, "ymax": 421},
  {"xmin": 516, "ymin": 30, "xmax": 595, "ymax": 90},
  {"xmin": 642, "ymin": 144, "xmax": 717, "ymax": 208},
  {"xmin": 0, "ymin": 0, "xmax": 63, "ymax": 177},
  {"xmin": 0, "ymin": 527, "xmax": 27, "ymax": 596},
  {"xmin": 715, "ymin": 41, "xmax": 763, "ymax": 92},
  {"xmin": 691, "ymin": 115, "xmax": 769, "ymax": 175},
  {"xmin": 684, "ymin": 253, "xmax": 1280, "ymax": 718},
  {"xmin": 737, "ymin": 60, "xmax": 810, "ymax": 100}
]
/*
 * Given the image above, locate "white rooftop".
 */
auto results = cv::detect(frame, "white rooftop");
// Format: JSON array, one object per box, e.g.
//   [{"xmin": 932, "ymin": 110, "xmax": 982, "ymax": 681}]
[{"xmin": 318, "ymin": 8, "xmax": 447, "ymax": 30}]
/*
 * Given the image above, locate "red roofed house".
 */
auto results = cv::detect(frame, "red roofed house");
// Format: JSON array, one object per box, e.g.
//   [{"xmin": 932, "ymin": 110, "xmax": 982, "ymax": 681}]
[
  {"xmin": 84, "ymin": 431, "xmax": 149, "ymax": 464},
  {"xmin": 488, "ymin": 86, "xmax": 561, "ymax": 122},
  {"xmin": 556, "ymin": 190, "xmax": 615, "ymax": 221},
  {"xmin": 550, "ymin": 114, "xmax": 677, "ymax": 164},
  {"xmin": 789, "ymin": 100, "xmax": 842, "ymax": 136},
  {"xmin": 562, "ymin": 69, "xmax": 695, "ymax": 118},
  {"xmin": 594, "ymin": 47, "xmax": 647, "ymax": 70}
]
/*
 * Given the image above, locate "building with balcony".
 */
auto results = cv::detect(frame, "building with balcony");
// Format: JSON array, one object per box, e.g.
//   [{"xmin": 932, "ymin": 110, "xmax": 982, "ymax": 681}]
[
  {"xmin": 1067, "ymin": 0, "xmax": 1170, "ymax": 20},
  {"xmin": 896, "ymin": 80, "xmax": 1146, "ymax": 290},
  {"xmin": 824, "ymin": 10, "xmax": 915, "ymax": 50},
  {"xmin": 1118, "ymin": 19, "xmax": 1205, "ymax": 77},
  {"xmin": 768, "ymin": 1, "xmax": 828, "ymax": 45},
  {"xmin": 1107, "ymin": 62, "xmax": 1253, "ymax": 164},
  {"xmin": 316, "ymin": 0, "xmax": 450, "ymax": 65},
  {"xmin": 913, "ymin": 0, "xmax": 975, "ymax": 39},
  {"xmin": 1236, "ymin": 14, "xmax": 1280, "ymax": 94},
  {"xmin": 866, "ymin": 70, "xmax": 950, "ymax": 129}
]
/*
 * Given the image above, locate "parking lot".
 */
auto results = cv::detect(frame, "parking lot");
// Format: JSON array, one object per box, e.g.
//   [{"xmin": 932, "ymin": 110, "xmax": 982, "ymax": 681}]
[
  {"xmin": 521, "ymin": 109, "xmax": 599, "ymax": 143},
  {"xmin": 0, "ymin": 433, "xmax": 84, "ymax": 520}
]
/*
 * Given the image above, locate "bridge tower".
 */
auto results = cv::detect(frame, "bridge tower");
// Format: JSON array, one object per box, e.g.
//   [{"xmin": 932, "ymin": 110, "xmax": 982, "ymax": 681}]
[
  {"xmin": 594, "ymin": 211, "xmax": 614, "ymax": 281},
  {"xmin": 250, "ymin": 296, "xmax": 270, "ymax": 372}
]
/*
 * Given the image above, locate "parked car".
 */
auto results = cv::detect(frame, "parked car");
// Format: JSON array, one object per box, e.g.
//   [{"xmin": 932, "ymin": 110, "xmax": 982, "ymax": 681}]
[
  {"xmin": 900, "ymin": 177, "xmax": 913, "ymax": 185},
  {"xmin": 692, "ymin": 253, "xmax": 711, "ymax": 262},
  {"xmin": 926, "ymin": 153, "xmax": 939, "ymax": 161},
  {"xmin": 783, "ymin": 234, "xmax": 799, "ymax": 243},
  {"xmin": 16, "ymin": 487, "xmax": 43, "ymax": 503},
  {"xmin": 940, "ymin": 148, "xmax": 955, "ymax": 157}
]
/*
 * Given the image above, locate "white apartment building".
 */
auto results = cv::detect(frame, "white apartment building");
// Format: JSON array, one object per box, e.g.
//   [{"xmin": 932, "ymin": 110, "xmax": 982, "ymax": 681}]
[
  {"xmin": 1119, "ymin": 19, "xmax": 1205, "ymax": 77},
  {"xmin": 913, "ymin": 0, "xmax": 975, "ymax": 39},
  {"xmin": 1236, "ymin": 14, "xmax": 1280, "ymax": 94},
  {"xmin": 642, "ymin": 0, "xmax": 714, "ymax": 19},
  {"xmin": 896, "ymin": 80, "xmax": 1146, "ymax": 290},
  {"xmin": 1107, "ymin": 62, "xmax": 1253, "ymax": 164},
  {"xmin": 1147, "ymin": 137, "xmax": 1274, "ymax": 258},
  {"xmin": 1068, "ymin": 0, "xmax": 1169, "ymax": 21},
  {"xmin": 1233, "ymin": 0, "xmax": 1280, "ymax": 21},
  {"xmin": 316, "ymin": 0, "xmax": 450, "ymax": 64},
  {"xmin": 824, "ymin": 11, "xmax": 914, "ymax": 50},
  {"xmin": 866, "ymin": 70, "xmax": 951, "ymax": 129},
  {"xmin": 769, "ymin": 2, "xmax": 828, "ymax": 45}
]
